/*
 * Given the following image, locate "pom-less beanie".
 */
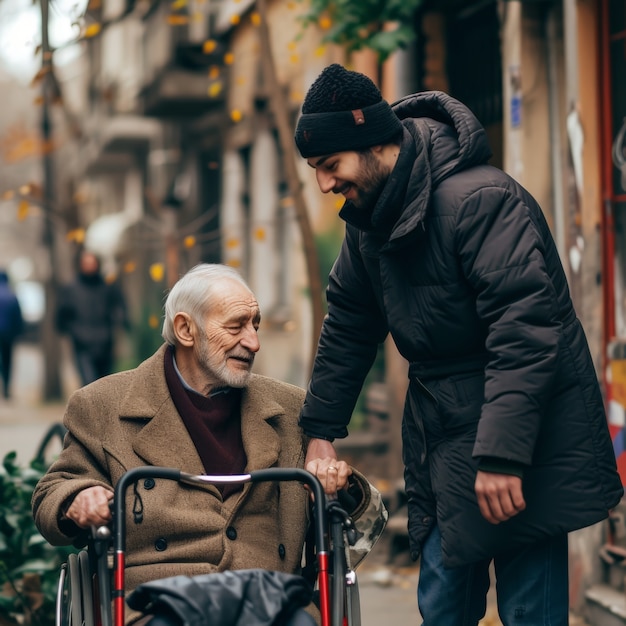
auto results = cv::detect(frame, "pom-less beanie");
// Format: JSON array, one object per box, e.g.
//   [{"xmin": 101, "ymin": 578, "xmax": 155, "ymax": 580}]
[{"xmin": 294, "ymin": 64, "xmax": 403, "ymax": 158}]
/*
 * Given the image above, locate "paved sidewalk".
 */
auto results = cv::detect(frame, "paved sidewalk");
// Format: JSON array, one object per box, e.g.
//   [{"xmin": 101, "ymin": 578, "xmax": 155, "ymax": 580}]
[{"xmin": 0, "ymin": 341, "xmax": 76, "ymax": 464}]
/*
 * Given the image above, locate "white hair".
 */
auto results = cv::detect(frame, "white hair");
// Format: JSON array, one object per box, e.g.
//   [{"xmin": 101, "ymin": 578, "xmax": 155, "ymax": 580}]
[{"xmin": 161, "ymin": 264, "xmax": 251, "ymax": 346}]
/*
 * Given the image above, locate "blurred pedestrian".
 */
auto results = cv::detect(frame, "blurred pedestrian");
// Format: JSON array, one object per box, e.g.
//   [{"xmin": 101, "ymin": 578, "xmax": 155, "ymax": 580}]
[
  {"xmin": 56, "ymin": 250, "xmax": 129, "ymax": 386},
  {"xmin": 0, "ymin": 270, "xmax": 24, "ymax": 399},
  {"xmin": 294, "ymin": 63, "xmax": 623, "ymax": 625}
]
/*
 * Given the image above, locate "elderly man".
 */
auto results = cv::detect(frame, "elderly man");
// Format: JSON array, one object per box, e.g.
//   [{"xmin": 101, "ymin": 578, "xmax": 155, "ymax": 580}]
[{"xmin": 33, "ymin": 264, "xmax": 375, "ymax": 625}]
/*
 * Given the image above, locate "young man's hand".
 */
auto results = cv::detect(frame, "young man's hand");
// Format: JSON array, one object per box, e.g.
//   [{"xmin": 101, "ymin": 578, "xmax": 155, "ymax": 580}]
[
  {"xmin": 305, "ymin": 438, "xmax": 352, "ymax": 495},
  {"xmin": 474, "ymin": 471, "xmax": 526, "ymax": 524}
]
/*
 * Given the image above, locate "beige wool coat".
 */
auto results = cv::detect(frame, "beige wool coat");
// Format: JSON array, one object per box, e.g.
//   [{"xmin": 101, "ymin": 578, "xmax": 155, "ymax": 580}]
[{"xmin": 32, "ymin": 345, "xmax": 337, "ymax": 622}]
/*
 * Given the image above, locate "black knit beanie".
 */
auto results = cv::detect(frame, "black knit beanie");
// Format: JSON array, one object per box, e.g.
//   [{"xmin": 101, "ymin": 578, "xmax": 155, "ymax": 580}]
[{"xmin": 294, "ymin": 64, "xmax": 403, "ymax": 158}]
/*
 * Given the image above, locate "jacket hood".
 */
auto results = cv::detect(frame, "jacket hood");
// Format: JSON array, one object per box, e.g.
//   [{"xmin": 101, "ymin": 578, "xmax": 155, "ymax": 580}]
[
  {"xmin": 379, "ymin": 91, "xmax": 492, "ymax": 243},
  {"xmin": 392, "ymin": 90, "xmax": 492, "ymax": 181}
]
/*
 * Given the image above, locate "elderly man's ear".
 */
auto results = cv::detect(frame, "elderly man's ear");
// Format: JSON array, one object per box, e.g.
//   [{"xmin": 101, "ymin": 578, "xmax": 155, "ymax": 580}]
[{"xmin": 173, "ymin": 312, "xmax": 195, "ymax": 347}]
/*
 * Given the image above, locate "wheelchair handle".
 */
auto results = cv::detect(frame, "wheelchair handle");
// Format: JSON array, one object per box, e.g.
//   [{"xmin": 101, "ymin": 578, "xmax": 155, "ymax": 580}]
[{"xmin": 112, "ymin": 466, "xmax": 331, "ymax": 626}]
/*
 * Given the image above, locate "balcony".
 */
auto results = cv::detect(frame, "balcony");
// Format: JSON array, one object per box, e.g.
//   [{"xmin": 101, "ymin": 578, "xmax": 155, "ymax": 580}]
[
  {"xmin": 80, "ymin": 114, "xmax": 160, "ymax": 175},
  {"xmin": 139, "ymin": 0, "xmax": 229, "ymax": 119},
  {"xmin": 140, "ymin": 55, "xmax": 227, "ymax": 118}
]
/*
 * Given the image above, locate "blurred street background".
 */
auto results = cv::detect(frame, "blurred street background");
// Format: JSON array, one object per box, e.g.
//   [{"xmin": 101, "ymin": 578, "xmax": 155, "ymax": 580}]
[{"xmin": 1, "ymin": 0, "xmax": 626, "ymax": 623}]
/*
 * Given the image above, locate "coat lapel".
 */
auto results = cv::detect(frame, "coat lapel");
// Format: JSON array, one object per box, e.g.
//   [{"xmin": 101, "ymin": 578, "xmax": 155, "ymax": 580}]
[
  {"xmin": 240, "ymin": 376, "xmax": 282, "ymax": 471},
  {"xmin": 121, "ymin": 350, "xmax": 283, "ymax": 475},
  {"xmin": 121, "ymin": 345, "xmax": 205, "ymax": 474}
]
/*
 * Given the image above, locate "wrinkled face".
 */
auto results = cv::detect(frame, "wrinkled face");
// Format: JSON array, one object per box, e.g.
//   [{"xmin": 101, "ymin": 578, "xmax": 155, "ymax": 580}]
[
  {"xmin": 307, "ymin": 149, "xmax": 391, "ymax": 213},
  {"xmin": 194, "ymin": 279, "xmax": 261, "ymax": 388}
]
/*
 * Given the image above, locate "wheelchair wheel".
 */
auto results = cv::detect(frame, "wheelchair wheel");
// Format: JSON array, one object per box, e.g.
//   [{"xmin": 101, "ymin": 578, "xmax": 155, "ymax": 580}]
[
  {"xmin": 67, "ymin": 553, "xmax": 84, "ymax": 626},
  {"xmin": 56, "ymin": 551, "xmax": 96, "ymax": 626},
  {"xmin": 345, "ymin": 576, "xmax": 361, "ymax": 626},
  {"xmin": 55, "ymin": 562, "xmax": 68, "ymax": 626},
  {"xmin": 78, "ymin": 549, "xmax": 95, "ymax": 626}
]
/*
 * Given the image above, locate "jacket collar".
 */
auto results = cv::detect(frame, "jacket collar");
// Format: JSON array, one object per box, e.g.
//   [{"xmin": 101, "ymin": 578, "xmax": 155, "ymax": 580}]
[{"xmin": 121, "ymin": 345, "xmax": 283, "ymax": 473}]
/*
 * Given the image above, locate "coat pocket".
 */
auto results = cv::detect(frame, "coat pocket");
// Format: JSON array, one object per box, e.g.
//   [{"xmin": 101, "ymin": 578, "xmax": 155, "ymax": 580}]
[{"xmin": 433, "ymin": 373, "xmax": 484, "ymax": 435}]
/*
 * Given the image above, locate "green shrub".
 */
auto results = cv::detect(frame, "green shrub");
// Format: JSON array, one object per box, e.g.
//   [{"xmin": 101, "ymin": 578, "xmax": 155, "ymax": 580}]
[{"xmin": 0, "ymin": 451, "xmax": 76, "ymax": 626}]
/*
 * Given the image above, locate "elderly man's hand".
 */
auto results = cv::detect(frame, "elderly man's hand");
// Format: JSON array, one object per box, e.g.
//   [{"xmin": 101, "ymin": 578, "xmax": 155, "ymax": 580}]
[
  {"xmin": 66, "ymin": 486, "xmax": 114, "ymax": 529},
  {"xmin": 305, "ymin": 438, "xmax": 352, "ymax": 495}
]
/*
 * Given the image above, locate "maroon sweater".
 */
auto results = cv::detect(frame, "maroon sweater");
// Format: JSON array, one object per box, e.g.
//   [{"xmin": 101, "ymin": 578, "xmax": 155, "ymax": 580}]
[{"xmin": 164, "ymin": 347, "xmax": 247, "ymax": 497}]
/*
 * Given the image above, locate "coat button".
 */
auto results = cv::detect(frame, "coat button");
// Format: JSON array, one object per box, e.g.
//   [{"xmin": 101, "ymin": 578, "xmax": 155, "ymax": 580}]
[
  {"xmin": 226, "ymin": 526, "xmax": 237, "ymax": 540},
  {"xmin": 278, "ymin": 544, "xmax": 286, "ymax": 560},
  {"xmin": 154, "ymin": 538, "xmax": 168, "ymax": 551},
  {"xmin": 144, "ymin": 479, "xmax": 155, "ymax": 490},
  {"xmin": 422, "ymin": 516, "xmax": 431, "ymax": 524}
]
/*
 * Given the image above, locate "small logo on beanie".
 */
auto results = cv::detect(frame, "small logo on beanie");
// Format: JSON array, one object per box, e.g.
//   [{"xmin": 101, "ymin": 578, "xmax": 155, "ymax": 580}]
[
  {"xmin": 352, "ymin": 109, "xmax": 365, "ymax": 125},
  {"xmin": 303, "ymin": 130, "xmax": 311, "ymax": 142}
]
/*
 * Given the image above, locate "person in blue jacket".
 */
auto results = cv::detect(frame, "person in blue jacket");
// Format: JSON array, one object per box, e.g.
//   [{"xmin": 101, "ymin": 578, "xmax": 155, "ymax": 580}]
[{"xmin": 0, "ymin": 270, "xmax": 24, "ymax": 399}]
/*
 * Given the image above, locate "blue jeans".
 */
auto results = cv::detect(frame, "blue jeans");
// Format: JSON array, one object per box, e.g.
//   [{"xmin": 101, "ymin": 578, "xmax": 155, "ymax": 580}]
[{"xmin": 418, "ymin": 524, "xmax": 569, "ymax": 625}]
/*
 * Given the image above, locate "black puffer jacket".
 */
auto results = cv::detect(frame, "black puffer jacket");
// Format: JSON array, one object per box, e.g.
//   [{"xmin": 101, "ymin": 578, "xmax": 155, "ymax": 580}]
[{"xmin": 299, "ymin": 91, "xmax": 623, "ymax": 568}]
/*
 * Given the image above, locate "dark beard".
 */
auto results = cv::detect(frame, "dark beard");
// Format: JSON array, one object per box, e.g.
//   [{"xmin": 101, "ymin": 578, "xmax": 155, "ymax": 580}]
[{"xmin": 351, "ymin": 150, "xmax": 390, "ymax": 214}]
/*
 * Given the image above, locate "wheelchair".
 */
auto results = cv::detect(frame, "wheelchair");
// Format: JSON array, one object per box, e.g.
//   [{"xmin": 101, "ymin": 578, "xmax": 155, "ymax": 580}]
[{"xmin": 55, "ymin": 467, "xmax": 362, "ymax": 626}]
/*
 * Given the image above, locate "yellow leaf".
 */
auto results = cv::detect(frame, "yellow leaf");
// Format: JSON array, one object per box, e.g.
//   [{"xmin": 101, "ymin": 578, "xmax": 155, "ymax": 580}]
[
  {"xmin": 226, "ymin": 238, "xmax": 239, "ymax": 249},
  {"xmin": 315, "ymin": 45, "xmax": 326, "ymax": 57},
  {"xmin": 203, "ymin": 39, "xmax": 217, "ymax": 54},
  {"xmin": 171, "ymin": 0, "xmax": 187, "ymax": 8},
  {"xmin": 250, "ymin": 12, "xmax": 261, "ymax": 26},
  {"xmin": 334, "ymin": 198, "xmax": 343, "ymax": 210},
  {"xmin": 167, "ymin": 14, "xmax": 189, "ymax": 25},
  {"xmin": 208, "ymin": 65, "xmax": 220, "ymax": 79},
  {"xmin": 123, "ymin": 261, "xmax": 137, "ymax": 273},
  {"xmin": 84, "ymin": 23, "xmax": 102, "ymax": 38},
  {"xmin": 319, "ymin": 15, "xmax": 332, "ymax": 29},
  {"xmin": 287, "ymin": 41, "xmax": 297, "ymax": 51},
  {"xmin": 148, "ymin": 314, "xmax": 160, "ymax": 328},
  {"xmin": 149, "ymin": 263, "xmax": 165, "ymax": 282},
  {"xmin": 230, "ymin": 109, "xmax": 242, "ymax": 122},
  {"xmin": 104, "ymin": 272, "xmax": 118, "ymax": 284},
  {"xmin": 208, "ymin": 82, "xmax": 222, "ymax": 97},
  {"xmin": 17, "ymin": 200, "xmax": 29, "ymax": 221},
  {"xmin": 66, "ymin": 228, "xmax": 86, "ymax": 243},
  {"xmin": 254, "ymin": 227, "xmax": 266, "ymax": 241},
  {"xmin": 227, "ymin": 259, "xmax": 241, "ymax": 268},
  {"xmin": 1, "ymin": 190, "xmax": 14, "ymax": 201},
  {"xmin": 183, "ymin": 235, "xmax": 196, "ymax": 248},
  {"xmin": 19, "ymin": 184, "xmax": 30, "ymax": 195},
  {"xmin": 290, "ymin": 54, "xmax": 299, "ymax": 64},
  {"xmin": 224, "ymin": 52, "xmax": 235, "ymax": 65},
  {"xmin": 230, "ymin": 14, "xmax": 240, "ymax": 25}
]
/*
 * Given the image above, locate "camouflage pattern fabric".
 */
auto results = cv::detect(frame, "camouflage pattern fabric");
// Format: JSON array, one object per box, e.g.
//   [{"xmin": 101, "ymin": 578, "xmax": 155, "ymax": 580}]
[{"xmin": 349, "ymin": 480, "xmax": 388, "ymax": 569}]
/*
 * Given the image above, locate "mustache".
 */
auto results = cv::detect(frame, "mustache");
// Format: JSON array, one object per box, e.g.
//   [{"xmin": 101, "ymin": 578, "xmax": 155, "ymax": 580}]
[{"xmin": 228, "ymin": 350, "xmax": 255, "ymax": 362}]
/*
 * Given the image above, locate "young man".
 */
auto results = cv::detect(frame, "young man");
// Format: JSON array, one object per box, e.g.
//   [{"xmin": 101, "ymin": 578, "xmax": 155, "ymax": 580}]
[
  {"xmin": 33, "ymin": 263, "xmax": 378, "ymax": 625},
  {"xmin": 295, "ymin": 63, "xmax": 623, "ymax": 625}
]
